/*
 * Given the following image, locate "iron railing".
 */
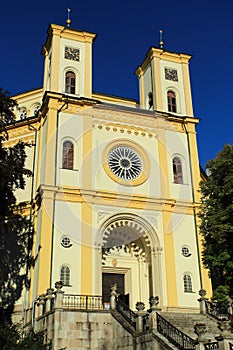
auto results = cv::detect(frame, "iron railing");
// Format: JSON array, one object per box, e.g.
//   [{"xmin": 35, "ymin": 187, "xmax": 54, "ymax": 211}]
[
  {"xmin": 205, "ymin": 300, "xmax": 229, "ymax": 320},
  {"xmin": 157, "ymin": 313, "xmax": 196, "ymax": 350},
  {"xmin": 204, "ymin": 341, "xmax": 219, "ymax": 350},
  {"xmin": 63, "ymin": 294, "xmax": 103, "ymax": 310},
  {"xmin": 116, "ymin": 299, "xmax": 137, "ymax": 329}
]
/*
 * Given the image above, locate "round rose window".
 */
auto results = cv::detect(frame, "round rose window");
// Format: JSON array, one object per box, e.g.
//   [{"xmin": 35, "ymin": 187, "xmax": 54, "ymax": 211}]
[{"xmin": 108, "ymin": 146, "xmax": 143, "ymax": 181}]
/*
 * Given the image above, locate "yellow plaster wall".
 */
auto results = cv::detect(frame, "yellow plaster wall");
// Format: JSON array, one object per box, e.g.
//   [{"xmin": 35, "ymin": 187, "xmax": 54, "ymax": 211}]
[
  {"xmin": 43, "ymin": 99, "xmax": 59, "ymax": 186},
  {"xmin": 181, "ymin": 59, "xmax": 194, "ymax": 117},
  {"xmin": 81, "ymin": 115, "xmax": 93, "ymax": 294},
  {"xmin": 151, "ymin": 56, "xmax": 163, "ymax": 111},
  {"xmin": 36, "ymin": 196, "xmax": 54, "ymax": 295},
  {"xmin": 52, "ymin": 201, "xmax": 82, "ymax": 294},
  {"xmin": 162, "ymin": 210, "xmax": 178, "ymax": 307}
]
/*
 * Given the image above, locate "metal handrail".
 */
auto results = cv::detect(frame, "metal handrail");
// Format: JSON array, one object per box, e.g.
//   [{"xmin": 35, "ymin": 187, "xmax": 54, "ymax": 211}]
[
  {"xmin": 205, "ymin": 300, "xmax": 229, "ymax": 320},
  {"xmin": 157, "ymin": 313, "xmax": 196, "ymax": 350},
  {"xmin": 63, "ymin": 294, "xmax": 103, "ymax": 310},
  {"xmin": 116, "ymin": 298, "xmax": 137, "ymax": 329},
  {"xmin": 204, "ymin": 341, "xmax": 219, "ymax": 350}
]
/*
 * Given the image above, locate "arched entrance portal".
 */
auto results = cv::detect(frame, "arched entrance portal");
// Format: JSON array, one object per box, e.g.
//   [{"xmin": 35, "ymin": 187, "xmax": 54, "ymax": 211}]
[{"xmin": 96, "ymin": 214, "xmax": 162, "ymax": 310}]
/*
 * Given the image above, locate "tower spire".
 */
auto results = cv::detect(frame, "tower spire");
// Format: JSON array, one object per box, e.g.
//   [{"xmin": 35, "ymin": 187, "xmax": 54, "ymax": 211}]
[
  {"xmin": 66, "ymin": 8, "xmax": 71, "ymax": 27},
  {"xmin": 159, "ymin": 29, "xmax": 164, "ymax": 49}
]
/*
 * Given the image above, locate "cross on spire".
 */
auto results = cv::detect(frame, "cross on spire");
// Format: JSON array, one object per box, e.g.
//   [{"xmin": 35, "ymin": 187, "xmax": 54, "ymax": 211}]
[{"xmin": 66, "ymin": 8, "xmax": 71, "ymax": 27}]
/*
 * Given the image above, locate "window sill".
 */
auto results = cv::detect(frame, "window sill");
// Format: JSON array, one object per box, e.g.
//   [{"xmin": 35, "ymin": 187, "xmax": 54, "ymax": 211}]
[
  {"xmin": 60, "ymin": 168, "xmax": 79, "ymax": 172},
  {"xmin": 172, "ymin": 182, "xmax": 189, "ymax": 186}
]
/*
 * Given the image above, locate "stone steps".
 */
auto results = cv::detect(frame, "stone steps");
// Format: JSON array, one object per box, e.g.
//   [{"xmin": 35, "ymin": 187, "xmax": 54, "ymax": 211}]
[{"xmin": 160, "ymin": 312, "xmax": 221, "ymax": 341}]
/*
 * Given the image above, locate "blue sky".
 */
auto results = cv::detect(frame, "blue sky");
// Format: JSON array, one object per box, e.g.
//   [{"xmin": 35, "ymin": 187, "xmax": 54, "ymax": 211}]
[{"xmin": 1, "ymin": 0, "xmax": 232, "ymax": 168}]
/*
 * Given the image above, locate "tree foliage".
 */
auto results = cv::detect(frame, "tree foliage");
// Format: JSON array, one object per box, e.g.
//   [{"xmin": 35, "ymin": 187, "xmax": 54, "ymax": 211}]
[
  {"xmin": 0, "ymin": 88, "xmax": 32, "ymax": 322},
  {"xmin": 0, "ymin": 323, "xmax": 49, "ymax": 349},
  {"xmin": 199, "ymin": 144, "xmax": 233, "ymax": 300}
]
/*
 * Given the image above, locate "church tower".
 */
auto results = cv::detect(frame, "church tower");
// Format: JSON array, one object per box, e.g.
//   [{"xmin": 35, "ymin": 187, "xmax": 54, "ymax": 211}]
[
  {"xmin": 135, "ymin": 39, "xmax": 193, "ymax": 117},
  {"xmin": 42, "ymin": 23, "xmax": 96, "ymax": 97}
]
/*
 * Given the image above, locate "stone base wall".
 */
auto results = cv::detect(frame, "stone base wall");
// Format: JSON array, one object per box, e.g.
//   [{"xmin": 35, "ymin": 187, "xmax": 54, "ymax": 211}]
[
  {"xmin": 33, "ymin": 306, "xmax": 173, "ymax": 350},
  {"xmin": 45, "ymin": 309, "xmax": 134, "ymax": 350}
]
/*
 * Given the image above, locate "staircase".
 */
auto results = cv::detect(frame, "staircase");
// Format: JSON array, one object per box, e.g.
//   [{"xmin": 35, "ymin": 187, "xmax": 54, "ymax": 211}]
[
  {"xmin": 160, "ymin": 312, "xmax": 221, "ymax": 341},
  {"xmin": 112, "ymin": 297, "xmax": 226, "ymax": 349}
]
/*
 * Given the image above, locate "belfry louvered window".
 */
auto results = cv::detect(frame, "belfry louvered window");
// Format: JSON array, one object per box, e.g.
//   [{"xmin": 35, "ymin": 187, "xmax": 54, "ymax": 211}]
[
  {"xmin": 167, "ymin": 90, "xmax": 177, "ymax": 113},
  {"xmin": 65, "ymin": 71, "xmax": 76, "ymax": 94}
]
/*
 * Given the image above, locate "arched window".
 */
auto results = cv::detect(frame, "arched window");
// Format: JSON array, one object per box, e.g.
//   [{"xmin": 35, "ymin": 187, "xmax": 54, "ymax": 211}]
[
  {"xmin": 167, "ymin": 90, "xmax": 177, "ymax": 113},
  {"xmin": 65, "ymin": 71, "xmax": 76, "ymax": 94},
  {"xmin": 173, "ymin": 157, "xmax": 183, "ymax": 184},
  {"xmin": 62, "ymin": 141, "xmax": 74, "ymax": 170},
  {"xmin": 60, "ymin": 265, "xmax": 70, "ymax": 286},
  {"xmin": 183, "ymin": 274, "xmax": 192, "ymax": 292}
]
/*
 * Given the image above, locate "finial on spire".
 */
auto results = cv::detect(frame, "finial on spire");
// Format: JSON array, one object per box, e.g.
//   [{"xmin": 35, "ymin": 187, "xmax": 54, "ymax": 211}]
[
  {"xmin": 159, "ymin": 29, "xmax": 164, "ymax": 49},
  {"xmin": 66, "ymin": 8, "xmax": 71, "ymax": 27}
]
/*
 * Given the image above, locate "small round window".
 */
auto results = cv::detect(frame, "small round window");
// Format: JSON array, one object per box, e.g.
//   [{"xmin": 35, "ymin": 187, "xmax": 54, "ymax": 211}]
[
  {"xmin": 108, "ymin": 146, "xmax": 143, "ymax": 181},
  {"xmin": 61, "ymin": 236, "xmax": 72, "ymax": 248},
  {"xmin": 182, "ymin": 246, "xmax": 191, "ymax": 257}
]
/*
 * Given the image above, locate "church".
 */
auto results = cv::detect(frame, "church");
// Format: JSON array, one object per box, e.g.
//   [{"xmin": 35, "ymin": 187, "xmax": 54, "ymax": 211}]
[{"xmin": 8, "ymin": 14, "xmax": 217, "ymax": 350}]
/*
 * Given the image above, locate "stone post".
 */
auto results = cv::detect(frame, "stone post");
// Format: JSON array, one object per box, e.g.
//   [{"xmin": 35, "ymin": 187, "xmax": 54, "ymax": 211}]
[
  {"xmin": 46, "ymin": 288, "xmax": 54, "ymax": 313},
  {"xmin": 194, "ymin": 323, "xmax": 208, "ymax": 350},
  {"xmin": 110, "ymin": 283, "xmax": 118, "ymax": 310},
  {"xmin": 53, "ymin": 282, "xmax": 64, "ymax": 350},
  {"xmin": 148, "ymin": 296, "xmax": 161, "ymax": 330},
  {"xmin": 227, "ymin": 298, "xmax": 233, "ymax": 316},
  {"xmin": 198, "ymin": 289, "xmax": 207, "ymax": 314},
  {"xmin": 135, "ymin": 302, "xmax": 147, "ymax": 333},
  {"xmin": 216, "ymin": 319, "xmax": 233, "ymax": 350},
  {"xmin": 54, "ymin": 281, "xmax": 64, "ymax": 308},
  {"xmin": 37, "ymin": 294, "xmax": 46, "ymax": 317}
]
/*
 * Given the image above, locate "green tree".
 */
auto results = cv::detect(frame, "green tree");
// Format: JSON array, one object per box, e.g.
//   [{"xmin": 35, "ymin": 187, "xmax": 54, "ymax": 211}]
[
  {"xmin": 0, "ymin": 88, "xmax": 32, "ymax": 322},
  {"xmin": 199, "ymin": 144, "xmax": 233, "ymax": 300},
  {"xmin": 0, "ymin": 323, "xmax": 49, "ymax": 349}
]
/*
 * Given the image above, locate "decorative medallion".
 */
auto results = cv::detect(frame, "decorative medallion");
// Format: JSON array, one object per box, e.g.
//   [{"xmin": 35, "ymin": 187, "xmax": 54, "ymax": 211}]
[{"xmin": 108, "ymin": 146, "xmax": 143, "ymax": 181}]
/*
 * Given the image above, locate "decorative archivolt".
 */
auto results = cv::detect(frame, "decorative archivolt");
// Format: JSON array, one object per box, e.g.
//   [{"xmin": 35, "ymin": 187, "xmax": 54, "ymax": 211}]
[
  {"xmin": 102, "ymin": 241, "xmax": 147, "ymax": 264},
  {"xmin": 96, "ymin": 213, "xmax": 160, "ymax": 263}
]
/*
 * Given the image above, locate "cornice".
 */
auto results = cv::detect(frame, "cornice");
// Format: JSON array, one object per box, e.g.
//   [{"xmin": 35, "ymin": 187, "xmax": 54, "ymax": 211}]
[
  {"xmin": 90, "ymin": 107, "xmax": 190, "ymax": 135},
  {"xmin": 92, "ymin": 92, "xmax": 138, "ymax": 107},
  {"xmin": 135, "ymin": 47, "xmax": 192, "ymax": 76},
  {"xmin": 37, "ymin": 185, "xmax": 199, "ymax": 214},
  {"xmin": 4, "ymin": 120, "xmax": 40, "ymax": 143},
  {"xmin": 43, "ymin": 23, "xmax": 96, "ymax": 53},
  {"xmin": 13, "ymin": 87, "xmax": 43, "ymax": 101}
]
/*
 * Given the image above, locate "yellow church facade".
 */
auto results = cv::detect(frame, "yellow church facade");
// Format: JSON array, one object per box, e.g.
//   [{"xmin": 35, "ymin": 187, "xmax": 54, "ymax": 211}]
[{"xmin": 10, "ymin": 22, "xmax": 212, "ymax": 317}]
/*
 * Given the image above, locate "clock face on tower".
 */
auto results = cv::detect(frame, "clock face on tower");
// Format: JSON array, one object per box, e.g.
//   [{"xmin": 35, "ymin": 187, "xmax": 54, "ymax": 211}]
[
  {"xmin": 165, "ymin": 68, "xmax": 178, "ymax": 82},
  {"xmin": 64, "ymin": 46, "xmax": 80, "ymax": 61}
]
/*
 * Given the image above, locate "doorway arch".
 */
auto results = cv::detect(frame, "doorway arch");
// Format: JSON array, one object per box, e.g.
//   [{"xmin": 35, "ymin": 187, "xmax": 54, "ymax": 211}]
[{"xmin": 95, "ymin": 213, "xmax": 163, "ymax": 309}]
